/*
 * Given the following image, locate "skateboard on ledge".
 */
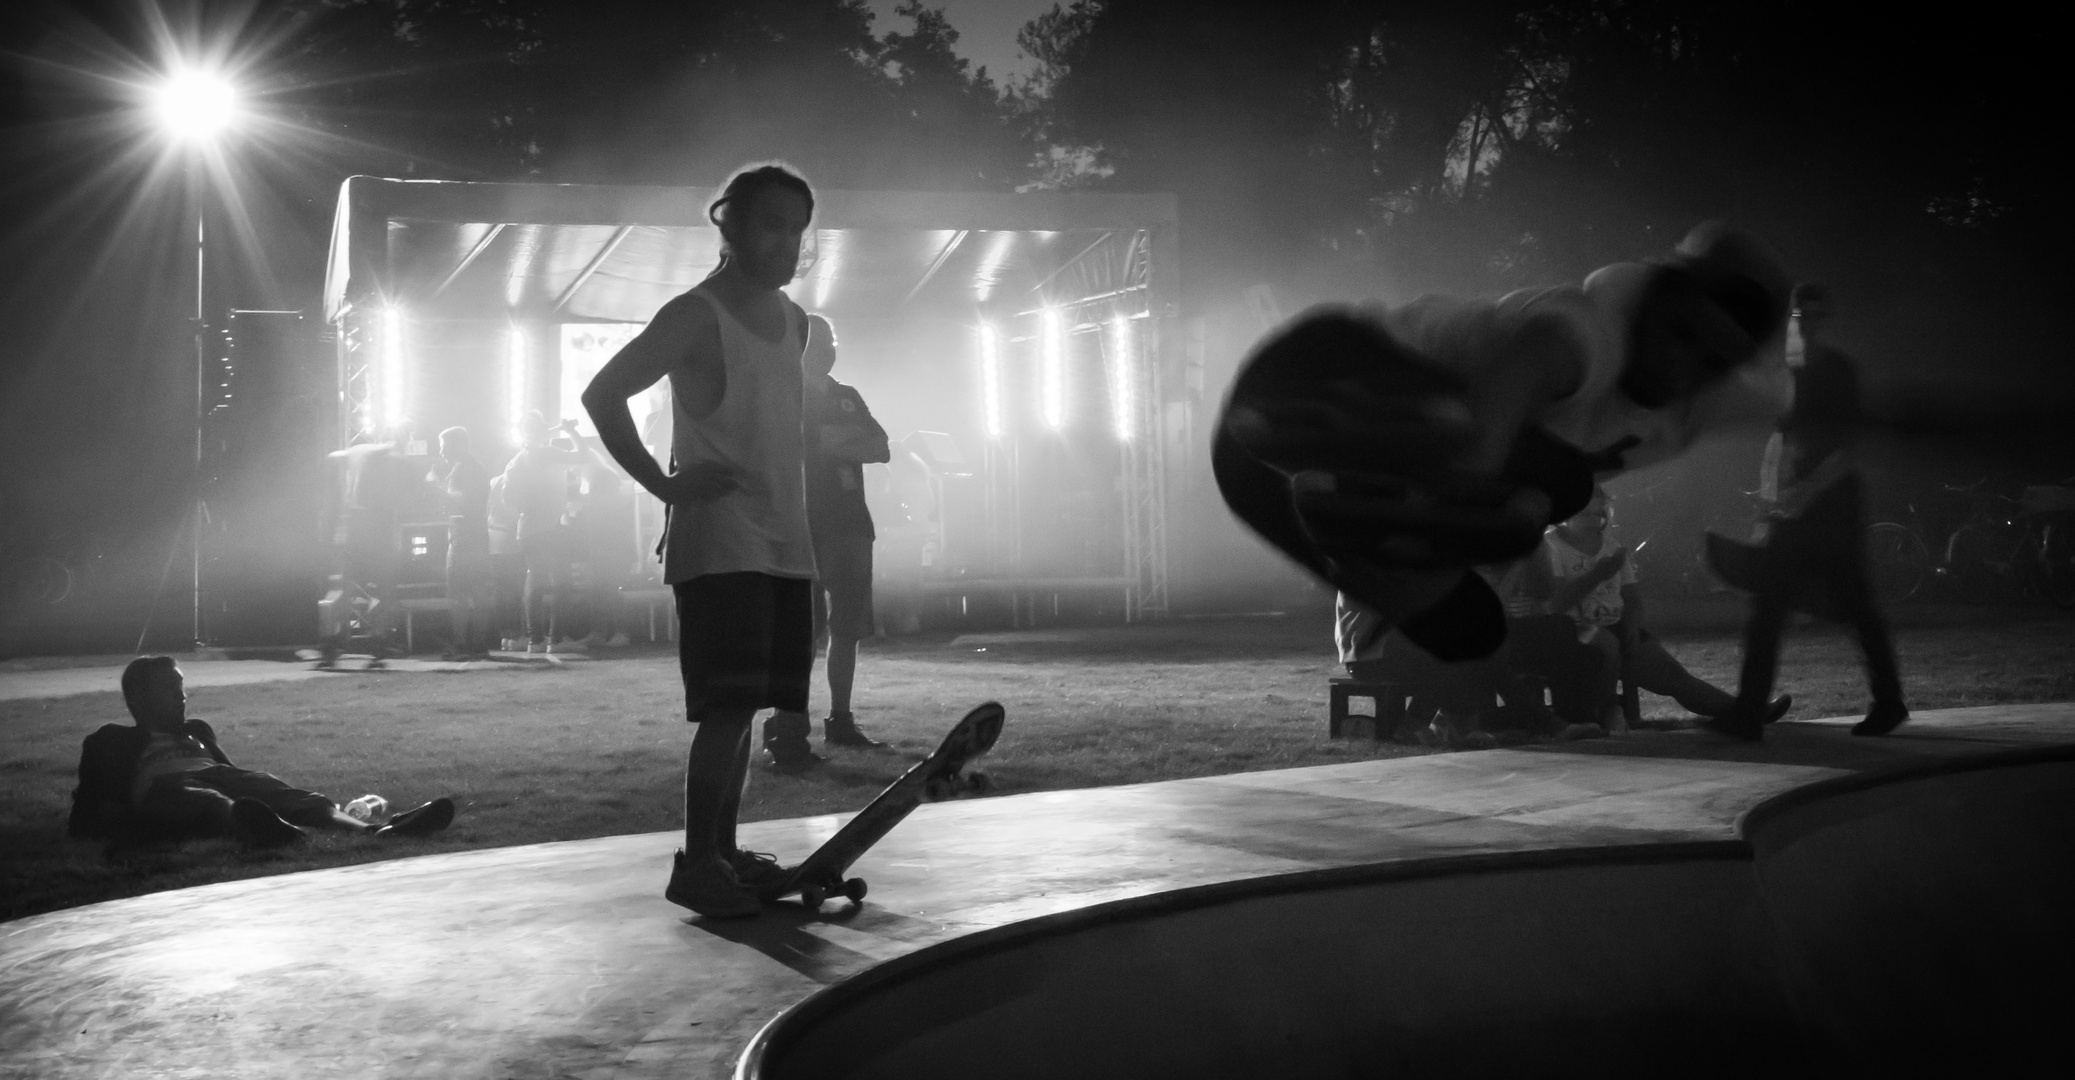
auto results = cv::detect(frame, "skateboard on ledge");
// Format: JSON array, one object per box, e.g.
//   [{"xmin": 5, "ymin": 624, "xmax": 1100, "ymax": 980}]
[
  {"xmin": 297, "ymin": 647, "xmax": 388, "ymax": 671},
  {"xmin": 760, "ymin": 701, "xmax": 1006, "ymax": 911}
]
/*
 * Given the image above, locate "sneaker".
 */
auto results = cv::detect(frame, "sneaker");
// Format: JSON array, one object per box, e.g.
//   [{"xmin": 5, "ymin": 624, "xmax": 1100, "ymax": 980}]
[
  {"xmin": 1764, "ymin": 695, "xmax": 1794, "ymax": 724},
  {"xmin": 375, "ymin": 797, "xmax": 456, "ymax": 838},
  {"xmin": 726, "ymin": 848, "xmax": 789, "ymax": 890},
  {"xmin": 232, "ymin": 798, "xmax": 308, "ymax": 848},
  {"xmin": 765, "ymin": 740, "xmax": 826, "ymax": 773},
  {"xmin": 607, "ymin": 632, "xmax": 630, "ymax": 647},
  {"xmin": 1701, "ymin": 708, "xmax": 1764, "ymax": 742},
  {"xmin": 1556, "ymin": 722, "xmax": 1607, "ymax": 741},
  {"xmin": 824, "ymin": 712, "xmax": 885, "ymax": 749},
  {"xmin": 1463, "ymin": 730, "xmax": 1500, "ymax": 750},
  {"xmin": 664, "ymin": 850, "xmax": 759, "ymax": 918},
  {"xmin": 1852, "ymin": 700, "xmax": 1909, "ymax": 737}
]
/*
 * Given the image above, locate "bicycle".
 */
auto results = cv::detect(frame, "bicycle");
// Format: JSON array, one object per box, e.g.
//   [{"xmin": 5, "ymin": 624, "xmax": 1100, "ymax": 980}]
[{"xmin": 1933, "ymin": 477, "xmax": 2075, "ymax": 608}]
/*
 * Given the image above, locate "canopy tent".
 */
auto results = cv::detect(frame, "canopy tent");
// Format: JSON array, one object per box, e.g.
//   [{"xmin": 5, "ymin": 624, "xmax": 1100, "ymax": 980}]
[{"xmin": 321, "ymin": 176, "xmax": 1182, "ymax": 622}]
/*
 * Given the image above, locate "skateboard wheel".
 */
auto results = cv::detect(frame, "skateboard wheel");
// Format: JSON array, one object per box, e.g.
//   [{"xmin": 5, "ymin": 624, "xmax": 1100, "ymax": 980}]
[
  {"xmin": 843, "ymin": 878, "xmax": 868, "ymax": 903},
  {"xmin": 799, "ymin": 885, "xmax": 826, "ymax": 911}
]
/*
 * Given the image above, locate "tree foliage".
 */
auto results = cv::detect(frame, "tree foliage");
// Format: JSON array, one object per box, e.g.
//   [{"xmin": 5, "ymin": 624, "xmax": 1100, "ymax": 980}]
[{"xmin": 1014, "ymin": 0, "xmax": 2060, "ymax": 317}]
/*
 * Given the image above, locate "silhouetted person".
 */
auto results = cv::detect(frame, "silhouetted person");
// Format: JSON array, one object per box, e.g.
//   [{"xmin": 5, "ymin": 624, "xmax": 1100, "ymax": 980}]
[
  {"xmin": 802, "ymin": 314, "xmax": 891, "ymax": 748},
  {"xmin": 582, "ymin": 162, "xmax": 820, "ymax": 918},
  {"xmin": 1215, "ymin": 223, "xmax": 1794, "ymax": 663},
  {"xmin": 430, "ymin": 426, "xmax": 492, "ymax": 659},
  {"xmin": 486, "ymin": 473, "xmax": 525, "ymax": 650},
  {"xmin": 500, "ymin": 411, "xmax": 594, "ymax": 654},
  {"xmin": 323, "ymin": 430, "xmax": 406, "ymax": 657},
  {"xmin": 70, "ymin": 656, "xmax": 454, "ymax": 847},
  {"xmin": 1705, "ymin": 284, "xmax": 1907, "ymax": 739}
]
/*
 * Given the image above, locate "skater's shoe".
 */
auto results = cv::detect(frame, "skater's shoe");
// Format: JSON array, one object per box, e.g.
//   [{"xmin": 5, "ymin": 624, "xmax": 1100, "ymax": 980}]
[
  {"xmin": 1555, "ymin": 722, "xmax": 1606, "ymax": 741},
  {"xmin": 823, "ymin": 711, "xmax": 885, "ymax": 749},
  {"xmin": 1701, "ymin": 706, "xmax": 1765, "ymax": 742},
  {"xmin": 725, "ymin": 848, "xmax": 788, "ymax": 890},
  {"xmin": 1764, "ymin": 694, "xmax": 1794, "ymax": 724},
  {"xmin": 665, "ymin": 850, "xmax": 759, "ymax": 918},
  {"xmin": 375, "ymin": 797, "xmax": 455, "ymax": 838},
  {"xmin": 1852, "ymin": 700, "xmax": 1910, "ymax": 737},
  {"xmin": 232, "ymin": 798, "xmax": 308, "ymax": 849}
]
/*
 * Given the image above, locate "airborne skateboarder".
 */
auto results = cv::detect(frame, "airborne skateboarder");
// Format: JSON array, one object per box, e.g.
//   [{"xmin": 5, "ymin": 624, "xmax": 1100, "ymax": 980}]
[{"xmin": 583, "ymin": 163, "xmax": 821, "ymax": 918}]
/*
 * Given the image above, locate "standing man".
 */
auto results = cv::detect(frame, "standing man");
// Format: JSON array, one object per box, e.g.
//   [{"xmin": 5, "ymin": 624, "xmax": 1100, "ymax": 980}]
[
  {"xmin": 1705, "ymin": 284, "xmax": 1907, "ymax": 739},
  {"xmin": 430, "ymin": 427, "xmax": 492, "ymax": 660},
  {"xmin": 802, "ymin": 314, "xmax": 891, "ymax": 748},
  {"xmin": 500, "ymin": 412, "xmax": 594, "ymax": 655},
  {"xmin": 582, "ymin": 162, "xmax": 819, "ymax": 918},
  {"xmin": 322, "ymin": 430, "xmax": 405, "ymax": 660}
]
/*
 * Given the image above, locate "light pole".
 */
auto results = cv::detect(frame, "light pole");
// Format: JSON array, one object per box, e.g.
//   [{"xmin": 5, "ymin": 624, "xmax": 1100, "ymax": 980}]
[{"xmin": 149, "ymin": 66, "xmax": 239, "ymax": 649}]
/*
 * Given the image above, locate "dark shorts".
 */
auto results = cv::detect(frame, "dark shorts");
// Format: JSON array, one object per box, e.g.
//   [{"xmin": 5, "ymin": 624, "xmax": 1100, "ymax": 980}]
[
  {"xmin": 142, "ymin": 765, "xmax": 338, "ymax": 828},
  {"xmin": 813, "ymin": 534, "xmax": 876, "ymax": 641},
  {"xmin": 675, "ymin": 572, "xmax": 813, "ymax": 718}
]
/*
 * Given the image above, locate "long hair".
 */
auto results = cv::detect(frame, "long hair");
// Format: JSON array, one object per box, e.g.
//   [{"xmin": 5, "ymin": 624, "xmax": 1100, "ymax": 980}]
[{"xmin": 702, "ymin": 162, "xmax": 815, "ymax": 283}]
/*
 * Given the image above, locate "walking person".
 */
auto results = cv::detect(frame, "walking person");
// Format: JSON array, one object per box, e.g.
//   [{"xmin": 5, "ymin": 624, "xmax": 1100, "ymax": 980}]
[
  {"xmin": 582, "ymin": 162, "xmax": 820, "ymax": 918},
  {"xmin": 1705, "ymin": 284, "xmax": 1907, "ymax": 739},
  {"xmin": 802, "ymin": 314, "xmax": 891, "ymax": 748}
]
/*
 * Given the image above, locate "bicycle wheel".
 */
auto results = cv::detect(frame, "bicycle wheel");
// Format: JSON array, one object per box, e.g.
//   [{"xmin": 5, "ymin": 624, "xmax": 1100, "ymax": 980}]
[{"xmin": 1866, "ymin": 522, "xmax": 1929, "ymax": 604}]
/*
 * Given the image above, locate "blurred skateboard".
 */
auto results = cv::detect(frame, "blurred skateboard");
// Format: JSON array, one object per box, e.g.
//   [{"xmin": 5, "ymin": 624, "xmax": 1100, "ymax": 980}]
[
  {"xmin": 760, "ymin": 701, "xmax": 1006, "ymax": 911},
  {"xmin": 297, "ymin": 647, "xmax": 387, "ymax": 671}
]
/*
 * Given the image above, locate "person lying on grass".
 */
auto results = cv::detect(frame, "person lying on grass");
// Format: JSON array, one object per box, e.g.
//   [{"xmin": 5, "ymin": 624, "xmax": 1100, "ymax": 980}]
[{"xmin": 67, "ymin": 656, "xmax": 455, "ymax": 849}]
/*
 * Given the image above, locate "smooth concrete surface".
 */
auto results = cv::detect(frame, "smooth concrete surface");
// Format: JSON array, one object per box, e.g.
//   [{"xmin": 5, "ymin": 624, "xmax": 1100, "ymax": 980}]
[
  {"xmin": 3, "ymin": 705, "xmax": 2072, "ymax": 1079},
  {"xmin": 752, "ymin": 760, "xmax": 2074, "ymax": 1079}
]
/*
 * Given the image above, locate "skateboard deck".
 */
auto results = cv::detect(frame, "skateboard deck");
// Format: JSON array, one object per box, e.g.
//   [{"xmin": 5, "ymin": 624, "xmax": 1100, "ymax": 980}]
[
  {"xmin": 759, "ymin": 701, "xmax": 1006, "ymax": 910},
  {"xmin": 297, "ymin": 648, "xmax": 387, "ymax": 671}
]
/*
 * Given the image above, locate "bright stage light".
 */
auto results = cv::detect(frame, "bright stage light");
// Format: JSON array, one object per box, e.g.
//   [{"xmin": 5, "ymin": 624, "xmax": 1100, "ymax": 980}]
[
  {"xmin": 506, "ymin": 325, "xmax": 528, "ymax": 445},
  {"xmin": 380, "ymin": 305, "xmax": 408, "ymax": 432},
  {"xmin": 979, "ymin": 323, "xmax": 1004, "ymax": 441},
  {"xmin": 1108, "ymin": 315, "xmax": 1137, "ymax": 442},
  {"xmin": 1040, "ymin": 308, "xmax": 1066, "ymax": 432},
  {"xmin": 151, "ymin": 66, "xmax": 240, "ymax": 143}
]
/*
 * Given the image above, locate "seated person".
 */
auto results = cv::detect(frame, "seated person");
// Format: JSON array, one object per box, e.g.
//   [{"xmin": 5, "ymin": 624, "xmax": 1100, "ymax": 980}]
[
  {"xmin": 69, "ymin": 656, "xmax": 456, "ymax": 848},
  {"xmin": 1541, "ymin": 488, "xmax": 1789, "ymax": 732}
]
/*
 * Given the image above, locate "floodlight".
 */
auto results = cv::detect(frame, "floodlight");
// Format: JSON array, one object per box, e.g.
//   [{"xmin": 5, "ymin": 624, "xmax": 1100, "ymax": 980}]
[
  {"xmin": 979, "ymin": 323, "xmax": 1004, "ymax": 441},
  {"xmin": 1040, "ymin": 308, "xmax": 1066, "ymax": 432},
  {"xmin": 151, "ymin": 66, "xmax": 240, "ymax": 143},
  {"xmin": 380, "ymin": 305, "xmax": 409, "ymax": 431},
  {"xmin": 507, "ymin": 326, "xmax": 529, "ymax": 445},
  {"xmin": 1108, "ymin": 315, "xmax": 1136, "ymax": 442}
]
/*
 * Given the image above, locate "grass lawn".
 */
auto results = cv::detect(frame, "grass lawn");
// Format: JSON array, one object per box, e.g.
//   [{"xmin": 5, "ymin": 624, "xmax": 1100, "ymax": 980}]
[{"xmin": 6, "ymin": 611, "xmax": 2074, "ymax": 922}]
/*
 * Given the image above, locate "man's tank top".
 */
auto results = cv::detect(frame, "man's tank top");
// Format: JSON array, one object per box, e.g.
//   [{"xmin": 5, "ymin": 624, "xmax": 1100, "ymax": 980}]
[{"xmin": 661, "ymin": 286, "xmax": 817, "ymax": 584}]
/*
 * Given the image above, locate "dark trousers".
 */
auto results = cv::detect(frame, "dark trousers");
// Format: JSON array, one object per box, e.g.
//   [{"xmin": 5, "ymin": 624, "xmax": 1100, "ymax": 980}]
[
  {"xmin": 1725, "ymin": 474, "xmax": 1904, "ymax": 716},
  {"xmin": 524, "ymin": 549, "xmax": 569, "ymax": 645}
]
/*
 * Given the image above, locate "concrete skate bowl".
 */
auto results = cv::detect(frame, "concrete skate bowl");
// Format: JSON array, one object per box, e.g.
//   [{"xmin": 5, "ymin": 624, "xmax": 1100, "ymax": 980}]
[{"xmin": 741, "ymin": 749, "xmax": 2075, "ymax": 1079}]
